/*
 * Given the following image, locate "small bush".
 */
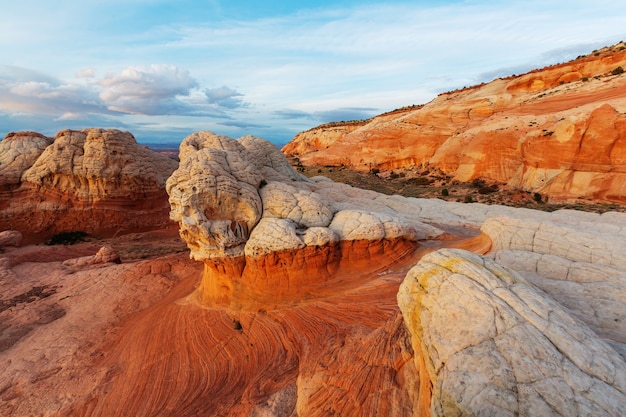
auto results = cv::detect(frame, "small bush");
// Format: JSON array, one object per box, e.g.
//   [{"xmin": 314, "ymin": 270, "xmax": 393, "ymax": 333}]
[
  {"xmin": 371, "ymin": 168, "xmax": 380, "ymax": 175},
  {"xmin": 464, "ymin": 195, "xmax": 474, "ymax": 203},
  {"xmin": 414, "ymin": 177, "xmax": 433, "ymax": 185},
  {"xmin": 441, "ymin": 188, "xmax": 449, "ymax": 197},
  {"xmin": 612, "ymin": 66, "xmax": 624, "ymax": 76},
  {"xmin": 478, "ymin": 185, "xmax": 498, "ymax": 194},
  {"xmin": 533, "ymin": 192, "xmax": 543, "ymax": 203},
  {"xmin": 471, "ymin": 178, "xmax": 486, "ymax": 188},
  {"xmin": 46, "ymin": 231, "xmax": 88, "ymax": 245}
]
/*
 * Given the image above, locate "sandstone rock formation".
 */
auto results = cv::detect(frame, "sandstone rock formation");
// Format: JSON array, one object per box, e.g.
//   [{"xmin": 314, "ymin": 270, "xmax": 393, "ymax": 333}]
[
  {"xmin": 2, "ymin": 129, "xmax": 625, "ymax": 416},
  {"xmin": 283, "ymin": 42, "xmax": 626, "ymax": 203},
  {"xmin": 398, "ymin": 248, "xmax": 626, "ymax": 417},
  {"xmin": 0, "ymin": 128, "xmax": 178, "ymax": 243},
  {"xmin": 0, "ymin": 230, "xmax": 202, "ymax": 417},
  {"xmin": 62, "ymin": 245, "xmax": 121, "ymax": 270},
  {"xmin": 0, "ymin": 230, "xmax": 22, "ymax": 248},
  {"xmin": 166, "ymin": 131, "xmax": 441, "ymax": 309}
]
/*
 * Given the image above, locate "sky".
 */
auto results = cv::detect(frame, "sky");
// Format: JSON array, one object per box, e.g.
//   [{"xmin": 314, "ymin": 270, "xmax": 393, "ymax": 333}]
[{"xmin": 1, "ymin": 0, "xmax": 626, "ymax": 146}]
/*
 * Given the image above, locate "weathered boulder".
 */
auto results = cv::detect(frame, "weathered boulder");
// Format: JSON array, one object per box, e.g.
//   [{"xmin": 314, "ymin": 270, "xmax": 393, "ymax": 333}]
[
  {"xmin": 398, "ymin": 248, "xmax": 626, "ymax": 417},
  {"xmin": 0, "ymin": 128, "xmax": 178, "ymax": 243},
  {"xmin": 480, "ymin": 212, "xmax": 626, "ymax": 358},
  {"xmin": 62, "ymin": 246, "xmax": 121, "ymax": 270},
  {"xmin": 166, "ymin": 131, "xmax": 265, "ymax": 261}
]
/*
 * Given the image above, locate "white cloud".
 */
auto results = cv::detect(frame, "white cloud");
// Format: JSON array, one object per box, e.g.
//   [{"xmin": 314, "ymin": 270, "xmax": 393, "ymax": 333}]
[
  {"xmin": 76, "ymin": 68, "xmax": 96, "ymax": 78},
  {"xmin": 98, "ymin": 64, "xmax": 198, "ymax": 115},
  {"xmin": 0, "ymin": 68, "xmax": 105, "ymax": 115},
  {"xmin": 204, "ymin": 86, "xmax": 245, "ymax": 109}
]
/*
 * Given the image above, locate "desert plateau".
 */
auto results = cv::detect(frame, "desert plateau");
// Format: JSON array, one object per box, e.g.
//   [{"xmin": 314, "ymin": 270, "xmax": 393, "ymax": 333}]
[{"xmin": 1, "ymin": 43, "xmax": 626, "ymax": 417}]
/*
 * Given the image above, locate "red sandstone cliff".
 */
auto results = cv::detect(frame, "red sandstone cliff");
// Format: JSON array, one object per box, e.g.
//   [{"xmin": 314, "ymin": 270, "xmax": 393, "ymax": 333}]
[{"xmin": 283, "ymin": 43, "xmax": 626, "ymax": 203}]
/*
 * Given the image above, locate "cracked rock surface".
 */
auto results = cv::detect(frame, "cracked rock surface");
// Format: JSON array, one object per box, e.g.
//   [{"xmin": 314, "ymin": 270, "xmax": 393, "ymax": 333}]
[{"xmin": 398, "ymin": 248, "xmax": 626, "ymax": 417}]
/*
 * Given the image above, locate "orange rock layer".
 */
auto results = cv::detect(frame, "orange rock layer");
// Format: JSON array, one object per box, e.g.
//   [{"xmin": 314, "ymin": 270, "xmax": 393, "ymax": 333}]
[
  {"xmin": 0, "ymin": 185, "xmax": 173, "ymax": 244},
  {"xmin": 283, "ymin": 43, "xmax": 626, "ymax": 203}
]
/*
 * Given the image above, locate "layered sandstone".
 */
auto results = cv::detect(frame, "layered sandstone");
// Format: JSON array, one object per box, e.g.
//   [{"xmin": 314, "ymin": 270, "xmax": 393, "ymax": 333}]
[
  {"xmin": 166, "ymin": 131, "xmax": 442, "ymax": 309},
  {"xmin": 283, "ymin": 43, "xmax": 626, "ymax": 203},
  {"xmin": 3, "ymin": 128, "xmax": 626, "ymax": 417},
  {"xmin": 0, "ymin": 128, "xmax": 178, "ymax": 243}
]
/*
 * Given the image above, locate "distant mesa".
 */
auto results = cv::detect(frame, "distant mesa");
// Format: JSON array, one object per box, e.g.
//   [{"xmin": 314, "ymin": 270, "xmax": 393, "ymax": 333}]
[{"xmin": 283, "ymin": 42, "xmax": 626, "ymax": 204}]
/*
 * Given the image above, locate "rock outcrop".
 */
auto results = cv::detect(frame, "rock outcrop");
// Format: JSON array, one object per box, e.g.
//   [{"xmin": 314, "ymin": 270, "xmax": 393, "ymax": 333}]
[
  {"xmin": 166, "ymin": 131, "xmax": 441, "ymax": 309},
  {"xmin": 62, "ymin": 246, "xmax": 121, "ymax": 270},
  {"xmin": 283, "ymin": 43, "xmax": 626, "ymax": 203},
  {"xmin": 0, "ymin": 230, "xmax": 22, "ymax": 248},
  {"xmin": 398, "ymin": 248, "xmax": 626, "ymax": 417},
  {"xmin": 0, "ymin": 128, "xmax": 178, "ymax": 243}
]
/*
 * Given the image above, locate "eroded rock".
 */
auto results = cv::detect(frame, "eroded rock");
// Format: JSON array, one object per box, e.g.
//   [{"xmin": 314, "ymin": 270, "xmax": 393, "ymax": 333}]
[
  {"xmin": 62, "ymin": 246, "xmax": 121, "ymax": 270},
  {"xmin": 283, "ymin": 44, "xmax": 626, "ymax": 203},
  {"xmin": 167, "ymin": 131, "xmax": 442, "ymax": 308},
  {"xmin": 0, "ymin": 128, "xmax": 179, "ymax": 243},
  {"xmin": 398, "ymin": 248, "xmax": 626, "ymax": 417},
  {"xmin": 0, "ymin": 231, "xmax": 22, "ymax": 248}
]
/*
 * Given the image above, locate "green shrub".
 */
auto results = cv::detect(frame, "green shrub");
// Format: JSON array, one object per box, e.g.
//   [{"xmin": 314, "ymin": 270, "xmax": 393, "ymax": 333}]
[
  {"xmin": 612, "ymin": 66, "xmax": 624, "ymax": 75},
  {"xmin": 441, "ymin": 188, "xmax": 449, "ymax": 197},
  {"xmin": 464, "ymin": 195, "xmax": 474, "ymax": 203}
]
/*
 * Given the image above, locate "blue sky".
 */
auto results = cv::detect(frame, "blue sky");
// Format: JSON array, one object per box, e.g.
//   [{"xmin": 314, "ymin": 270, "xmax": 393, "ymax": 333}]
[{"xmin": 1, "ymin": 0, "xmax": 626, "ymax": 145}]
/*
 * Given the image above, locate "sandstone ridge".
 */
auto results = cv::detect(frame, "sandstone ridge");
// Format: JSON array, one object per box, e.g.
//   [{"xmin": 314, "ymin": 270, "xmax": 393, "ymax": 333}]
[
  {"xmin": 0, "ymin": 128, "xmax": 178, "ymax": 243},
  {"xmin": 283, "ymin": 42, "xmax": 626, "ymax": 203}
]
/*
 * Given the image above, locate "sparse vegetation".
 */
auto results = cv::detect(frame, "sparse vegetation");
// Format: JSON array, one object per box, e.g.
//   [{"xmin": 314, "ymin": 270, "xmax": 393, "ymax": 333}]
[
  {"xmin": 293, "ymin": 164, "xmax": 626, "ymax": 214},
  {"xmin": 612, "ymin": 66, "xmax": 624, "ymax": 76}
]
